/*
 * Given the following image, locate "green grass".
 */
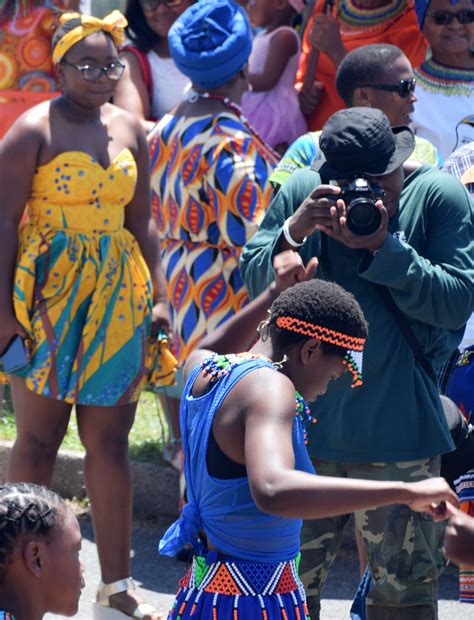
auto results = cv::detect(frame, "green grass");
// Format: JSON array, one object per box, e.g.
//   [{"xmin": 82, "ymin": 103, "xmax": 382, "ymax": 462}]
[{"xmin": 0, "ymin": 386, "xmax": 168, "ymax": 464}]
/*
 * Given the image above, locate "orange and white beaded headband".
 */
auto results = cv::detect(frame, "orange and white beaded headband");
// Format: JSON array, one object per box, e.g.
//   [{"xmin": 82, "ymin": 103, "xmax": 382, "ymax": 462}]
[
  {"xmin": 275, "ymin": 316, "xmax": 365, "ymax": 388},
  {"xmin": 52, "ymin": 10, "xmax": 127, "ymax": 65}
]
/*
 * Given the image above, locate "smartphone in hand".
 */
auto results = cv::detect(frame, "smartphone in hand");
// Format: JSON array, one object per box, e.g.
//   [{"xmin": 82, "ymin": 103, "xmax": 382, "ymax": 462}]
[{"xmin": 1, "ymin": 334, "xmax": 30, "ymax": 374}]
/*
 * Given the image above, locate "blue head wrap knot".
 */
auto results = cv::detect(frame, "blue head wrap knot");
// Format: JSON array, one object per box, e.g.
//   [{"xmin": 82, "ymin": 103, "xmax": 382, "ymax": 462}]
[
  {"xmin": 158, "ymin": 501, "xmax": 203, "ymax": 557},
  {"xmin": 168, "ymin": 0, "xmax": 252, "ymax": 89}
]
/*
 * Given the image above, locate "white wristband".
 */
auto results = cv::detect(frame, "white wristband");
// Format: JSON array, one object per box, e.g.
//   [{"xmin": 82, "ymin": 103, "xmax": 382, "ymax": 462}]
[{"xmin": 282, "ymin": 217, "xmax": 307, "ymax": 248}]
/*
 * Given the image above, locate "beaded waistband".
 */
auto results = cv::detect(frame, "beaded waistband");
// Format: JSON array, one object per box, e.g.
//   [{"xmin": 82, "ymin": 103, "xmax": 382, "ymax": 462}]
[{"xmin": 180, "ymin": 554, "xmax": 304, "ymax": 596}]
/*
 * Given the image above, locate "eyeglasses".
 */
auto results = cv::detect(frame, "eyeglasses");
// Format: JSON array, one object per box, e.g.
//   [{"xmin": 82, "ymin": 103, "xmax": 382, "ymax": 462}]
[
  {"xmin": 139, "ymin": 0, "xmax": 185, "ymax": 11},
  {"xmin": 358, "ymin": 78, "xmax": 416, "ymax": 99},
  {"xmin": 61, "ymin": 60, "xmax": 125, "ymax": 82},
  {"xmin": 426, "ymin": 10, "xmax": 474, "ymax": 25}
]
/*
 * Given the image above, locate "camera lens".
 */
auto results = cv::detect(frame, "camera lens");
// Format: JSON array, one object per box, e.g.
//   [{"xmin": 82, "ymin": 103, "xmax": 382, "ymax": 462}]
[{"xmin": 346, "ymin": 198, "xmax": 381, "ymax": 235}]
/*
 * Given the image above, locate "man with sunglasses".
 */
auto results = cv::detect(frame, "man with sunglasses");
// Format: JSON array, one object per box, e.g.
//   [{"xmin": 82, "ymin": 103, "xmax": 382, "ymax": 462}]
[
  {"xmin": 411, "ymin": 0, "xmax": 474, "ymax": 160},
  {"xmin": 241, "ymin": 106, "xmax": 474, "ymax": 619},
  {"xmin": 270, "ymin": 44, "xmax": 438, "ymax": 191}
]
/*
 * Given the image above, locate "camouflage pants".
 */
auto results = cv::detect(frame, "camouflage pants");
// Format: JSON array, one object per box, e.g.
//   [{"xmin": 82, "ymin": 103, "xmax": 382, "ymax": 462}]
[{"xmin": 300, "ymin": 457, "xmax": 446, "ymax": 620}]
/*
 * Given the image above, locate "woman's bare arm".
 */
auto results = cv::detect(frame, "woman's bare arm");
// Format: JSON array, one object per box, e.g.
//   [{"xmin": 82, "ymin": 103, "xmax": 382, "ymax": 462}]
[
  {"xmin": 0, "ymin": 111, "xmax": 45, "ymax": 351},
  {"xmin": 243, "ymin": 375, "xmax": 457, "ymax": 520}
]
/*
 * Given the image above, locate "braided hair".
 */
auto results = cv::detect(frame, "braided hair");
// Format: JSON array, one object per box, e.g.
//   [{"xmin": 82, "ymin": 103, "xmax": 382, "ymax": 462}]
[
  {"xmin": 0, "ymin": 483, "xmax": 68, "ymax": 583},
  {"xmin": 268, "ymin": 279, "xmax": 368, "ymax": 356}
]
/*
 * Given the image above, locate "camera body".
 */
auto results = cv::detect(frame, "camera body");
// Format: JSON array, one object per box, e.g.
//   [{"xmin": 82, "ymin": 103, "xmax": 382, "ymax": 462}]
[{"xmin": 331, "ymin": 177, "xmax": 385, "ymax": 236}]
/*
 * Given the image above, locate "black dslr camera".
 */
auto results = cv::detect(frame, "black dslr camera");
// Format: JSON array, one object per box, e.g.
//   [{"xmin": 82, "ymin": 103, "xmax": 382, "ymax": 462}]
[{"xmin": 331, "ymin": 177, "xmax": 385, "ymax": 236}]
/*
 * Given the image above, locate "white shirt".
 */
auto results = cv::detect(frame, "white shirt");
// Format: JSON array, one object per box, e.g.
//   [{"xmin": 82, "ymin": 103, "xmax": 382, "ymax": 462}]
[
  {"xmin": 148, "ymin": 51, "xmax": 190, "ymax": 119},
  {"xmin": 411, "ymin": 60, "xmax": 474, "ymax": 162}
]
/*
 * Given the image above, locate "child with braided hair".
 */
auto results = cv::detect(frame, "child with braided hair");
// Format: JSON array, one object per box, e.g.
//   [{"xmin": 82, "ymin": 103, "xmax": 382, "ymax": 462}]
[{"xmin": 0, "ymin": 483, "xmax": 84, "ymax": 620}]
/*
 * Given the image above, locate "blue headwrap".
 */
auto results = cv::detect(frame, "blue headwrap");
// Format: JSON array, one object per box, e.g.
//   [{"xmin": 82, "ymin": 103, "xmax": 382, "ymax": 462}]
[
  {"xmin": 414, "ymin": 0, "xmax": 430, "ymax": 28},
  {"xmin": 168, "ymin": 0, "xmax": 252, "ymax": 89},
  {"xmin": 414, "ymin": 0, "xmax": 467, "ymax": 29}
]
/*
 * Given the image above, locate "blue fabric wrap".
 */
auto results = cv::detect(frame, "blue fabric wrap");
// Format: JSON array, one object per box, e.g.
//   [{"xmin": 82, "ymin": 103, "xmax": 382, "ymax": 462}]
[
  {"xmin": 414, "ymin": 0, "xmax": 430, "ymax": 28},
  {"xmin": 159, "ymin": 356, "xmax": 315, "ymax": 562},
  {"xmin": 168, "ymin": 0, "xmax": 252, "ymax": 89}
]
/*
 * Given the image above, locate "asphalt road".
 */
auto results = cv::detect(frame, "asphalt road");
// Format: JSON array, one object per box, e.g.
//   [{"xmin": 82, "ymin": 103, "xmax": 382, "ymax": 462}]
[{"xmin": 46, "ymin": 514, "xmax": 473, "ymax": 620}]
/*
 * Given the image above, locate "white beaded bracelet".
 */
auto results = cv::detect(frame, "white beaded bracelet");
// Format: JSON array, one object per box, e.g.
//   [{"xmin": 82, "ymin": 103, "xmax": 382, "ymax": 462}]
[{"xmin": 282, "ymin": 217, "xmax": 307, "ymax": 248}]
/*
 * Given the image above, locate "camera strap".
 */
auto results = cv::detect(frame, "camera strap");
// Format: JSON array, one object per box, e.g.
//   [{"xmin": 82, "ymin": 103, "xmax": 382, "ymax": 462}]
[{"xmin": 377, "ymin": 285, "xmax": 438, "ymax": 385}]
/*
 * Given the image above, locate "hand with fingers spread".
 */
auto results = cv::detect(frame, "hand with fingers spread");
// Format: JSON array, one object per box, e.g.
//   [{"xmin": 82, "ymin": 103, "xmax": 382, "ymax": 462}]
[
  {"xmin": 403, "ymin": 477, "xmax": 458, "ymax": 521},
  {"xmin": 309, "ymin": 14, "xmax": 346, "ymax": 66},
  {"xmin": 273, "ymin": 251, "xmax": 319, "ymax": 294},
  {"xmin": 442, "ymin": 503, "xmax": 474, "ymax": 568}
]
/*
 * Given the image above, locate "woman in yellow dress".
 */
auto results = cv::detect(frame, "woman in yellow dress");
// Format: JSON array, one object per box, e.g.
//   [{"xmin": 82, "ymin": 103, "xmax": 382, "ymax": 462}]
[{"xmin": 0, "ymin": 11, "xmax": 171, "ymax": 620}]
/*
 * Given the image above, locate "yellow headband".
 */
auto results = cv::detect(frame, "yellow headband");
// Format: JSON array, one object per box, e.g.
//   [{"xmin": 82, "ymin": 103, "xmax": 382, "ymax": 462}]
[{"xmin": 52, "ymin": 10, "xmax": 127, "ymax": 65}]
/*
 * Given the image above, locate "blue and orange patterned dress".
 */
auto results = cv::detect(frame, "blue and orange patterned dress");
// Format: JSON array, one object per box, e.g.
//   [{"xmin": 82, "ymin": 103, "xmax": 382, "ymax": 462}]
[
  {"xmin": 148, "ymin": 112, "xmax": 277, "ymax": 362},
  {"xmin": 6, "ymin": 148, "xmax": 175, "ymax": 405}
]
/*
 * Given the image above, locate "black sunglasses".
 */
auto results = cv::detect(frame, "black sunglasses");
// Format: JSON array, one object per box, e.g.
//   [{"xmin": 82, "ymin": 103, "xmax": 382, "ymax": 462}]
[
  {"xmin": 139, "ymin": 0, "xmax": 185, "ymax": 10},
  {"xmin": 358, "ymin": 78, "xmax": 416, "ymax": 99},
  {"xmin": 61, "ymin": 60, "xmax": 125, "ymax": 82},
  {"xmin": 426, "ymin": 9, "xmax": 474, "ymax": 25}
]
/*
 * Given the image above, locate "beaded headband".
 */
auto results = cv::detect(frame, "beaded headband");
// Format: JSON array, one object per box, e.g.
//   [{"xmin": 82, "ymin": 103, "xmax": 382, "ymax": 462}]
[
  {"xmin": 275, "ymin": 316, "xmax": 365, "ymax": 387},
  {"xmin": 52, "ymin": 10, "xmax": 127, "ymax": 65}
]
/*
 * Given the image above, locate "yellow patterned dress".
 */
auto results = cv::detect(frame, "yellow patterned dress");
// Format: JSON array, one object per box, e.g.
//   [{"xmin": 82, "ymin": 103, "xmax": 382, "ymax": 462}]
[
  {"xmin": 149, "ymin": 112, "xmax": 277, "ymax": 363},
  {"xmin": 9, "ymin": 148, "xmax": 174, "ymax": 405}
]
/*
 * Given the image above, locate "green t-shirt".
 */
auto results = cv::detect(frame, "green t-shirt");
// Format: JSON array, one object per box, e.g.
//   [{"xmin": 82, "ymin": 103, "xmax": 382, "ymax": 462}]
[{"xmin": 241, "ymin": 165, "xmax": 474, "ymax": 461}]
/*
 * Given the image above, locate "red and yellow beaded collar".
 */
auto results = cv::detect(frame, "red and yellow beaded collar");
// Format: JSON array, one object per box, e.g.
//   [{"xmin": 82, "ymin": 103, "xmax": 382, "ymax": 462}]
[{"xmin": 276, "ymin": 316, "xmax": 365, "ymax": 387}]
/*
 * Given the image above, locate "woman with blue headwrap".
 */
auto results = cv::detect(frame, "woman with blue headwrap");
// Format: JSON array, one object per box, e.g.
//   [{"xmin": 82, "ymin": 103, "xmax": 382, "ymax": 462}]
[
  {"xmin": 410, "ymin": 0, "xmax": 473, "ymax": 160},
  {"xmin": 148, "ymin": 0, "xmax": 278, "ymax": 434}
]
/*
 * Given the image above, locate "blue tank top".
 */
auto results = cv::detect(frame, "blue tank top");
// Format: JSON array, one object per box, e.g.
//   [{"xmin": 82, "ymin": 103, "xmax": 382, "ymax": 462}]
[{"xmin": 159, "ymin": 355, "xmax": 315, "ymax": 563}]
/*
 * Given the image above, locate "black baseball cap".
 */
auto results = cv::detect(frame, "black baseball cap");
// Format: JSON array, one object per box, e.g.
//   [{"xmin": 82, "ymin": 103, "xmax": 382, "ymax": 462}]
[{"xmin": 317, "ymin": 107, "xmax": 415, "ymax": 179}]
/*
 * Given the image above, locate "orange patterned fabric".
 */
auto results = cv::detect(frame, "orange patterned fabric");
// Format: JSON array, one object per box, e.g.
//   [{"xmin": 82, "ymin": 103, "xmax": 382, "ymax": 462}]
[
  {"xmin": 0, "ymin": 2, "xmax": 63, "ymax": 137},
  {"xmin": 149, "ymin": 112, "xmax": 277, "ymax": 362}
]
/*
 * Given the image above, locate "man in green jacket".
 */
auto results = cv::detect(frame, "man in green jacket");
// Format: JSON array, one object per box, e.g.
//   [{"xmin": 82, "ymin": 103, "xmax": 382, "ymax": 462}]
[{"xmin": 240, "ymin": 107, "xmax": 474, "ymax": 620}]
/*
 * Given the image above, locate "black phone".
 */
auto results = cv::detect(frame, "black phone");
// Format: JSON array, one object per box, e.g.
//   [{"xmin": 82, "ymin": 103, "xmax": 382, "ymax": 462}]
[{"xmin": 1, "ymin": 334, "xmax": 30, "ymax": 374}]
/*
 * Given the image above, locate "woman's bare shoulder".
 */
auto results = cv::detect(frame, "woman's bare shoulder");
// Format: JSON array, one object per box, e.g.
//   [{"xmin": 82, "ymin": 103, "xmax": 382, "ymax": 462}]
[{"xmin": 2, "ymin": 99, "xmax": 53, "ymax": 156}]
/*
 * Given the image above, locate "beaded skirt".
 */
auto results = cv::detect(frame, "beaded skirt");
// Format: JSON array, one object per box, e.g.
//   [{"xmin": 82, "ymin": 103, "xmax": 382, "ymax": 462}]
[{"xmin": 168, "ymin": 554, "xmax": 310, "ymax": 619}]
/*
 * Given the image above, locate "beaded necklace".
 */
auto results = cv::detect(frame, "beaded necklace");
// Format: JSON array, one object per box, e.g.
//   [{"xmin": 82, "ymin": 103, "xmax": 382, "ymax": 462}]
[
  {"xmin": 201, "ymin": 353, "xmax": 317, "ymax": 444},
  {"xmin": 336, "ymin": 0, "xmax": 407, "ymax": 31},
  {"xmin": 415, "ymin": 58, "xmax": 474, "ymax": 96},
  {"xmin": 187, "ymin": 90, "xmax": 281, "ymax": 161}
]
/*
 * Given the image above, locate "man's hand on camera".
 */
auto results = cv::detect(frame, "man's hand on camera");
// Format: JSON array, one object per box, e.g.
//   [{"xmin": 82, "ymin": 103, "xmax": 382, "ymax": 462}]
[
  {"xmin": 285, "ymin": 184, "xmax": 344, "ymax": 245},
  {"xmin": 308, "ymin": 192, "xmax": 389, "ymax": 253},
  {"xmin": 285, "ymin": 185, "xmax": 388, "ymax": 253}
]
